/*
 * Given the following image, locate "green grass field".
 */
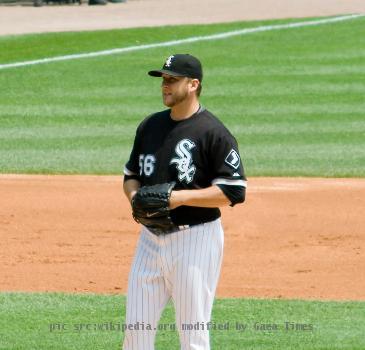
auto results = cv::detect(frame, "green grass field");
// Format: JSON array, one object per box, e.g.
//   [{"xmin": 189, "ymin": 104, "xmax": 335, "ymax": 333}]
[
  {"xmin": 0, "ymin": 16, "xmax": 364, "ymax": 176},
  {"xmin": 1, "ymin": 16, "xmax": 365, "ymax": 350},
  {"xmin": 0, "ymin": 293, "xmax": 364, "ymax": 350}
]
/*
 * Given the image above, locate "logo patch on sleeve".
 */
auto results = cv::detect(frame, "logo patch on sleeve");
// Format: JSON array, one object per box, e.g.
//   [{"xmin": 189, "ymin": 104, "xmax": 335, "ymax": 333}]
[{"xmin": 225, "ymin": 149, "xmax": 240, "ymax": 169}]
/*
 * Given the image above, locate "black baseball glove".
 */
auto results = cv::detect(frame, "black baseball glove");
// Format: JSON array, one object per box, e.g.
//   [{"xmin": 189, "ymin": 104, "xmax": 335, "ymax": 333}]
[{"xmin": 131, "ymin": 182, "xmax": 176, "ymax": 233}]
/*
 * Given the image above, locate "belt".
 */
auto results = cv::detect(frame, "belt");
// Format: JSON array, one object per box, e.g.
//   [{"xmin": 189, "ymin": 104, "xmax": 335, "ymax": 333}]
[
  {"xmin": 147, "ymin": 224, "xmax": 195, "ymax": 236},
  {"xmin": 146, "ymin": 218, "xmax": 218, "ymax": 236}
]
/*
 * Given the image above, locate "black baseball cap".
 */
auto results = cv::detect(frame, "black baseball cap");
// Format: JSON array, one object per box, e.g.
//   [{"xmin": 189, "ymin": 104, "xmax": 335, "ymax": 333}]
[{"xmin": 148, "ymin": 54, "xmax": 203, "ymax": 82}]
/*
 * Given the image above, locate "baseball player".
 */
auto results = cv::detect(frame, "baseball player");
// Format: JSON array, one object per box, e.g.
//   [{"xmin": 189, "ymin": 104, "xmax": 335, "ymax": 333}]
[{"xmin": 122, "ymin": 54, "xmax": 246, "ymax": 350}]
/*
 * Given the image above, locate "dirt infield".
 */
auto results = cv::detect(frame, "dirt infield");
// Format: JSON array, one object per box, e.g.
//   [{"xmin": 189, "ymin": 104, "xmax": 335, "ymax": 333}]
[
  {"xmin": 1, "ymin": 0, "xmax": 365, "ymax": 36},
  {"xmin": 1, "ymin": 175, "xmax": 364, "ymax": 300}
]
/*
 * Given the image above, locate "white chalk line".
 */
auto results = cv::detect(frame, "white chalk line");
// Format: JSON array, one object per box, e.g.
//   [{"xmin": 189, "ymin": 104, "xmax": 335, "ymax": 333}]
[{"xmin": 0, "ymin": 14, "xmax": 364, "ymax": 71}]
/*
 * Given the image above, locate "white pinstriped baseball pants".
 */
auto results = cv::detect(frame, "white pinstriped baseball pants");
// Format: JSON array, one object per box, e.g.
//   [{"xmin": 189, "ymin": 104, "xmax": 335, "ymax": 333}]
[{"xmin": 122, "ymin": 219, "xmax": 224, "ymax": 350}]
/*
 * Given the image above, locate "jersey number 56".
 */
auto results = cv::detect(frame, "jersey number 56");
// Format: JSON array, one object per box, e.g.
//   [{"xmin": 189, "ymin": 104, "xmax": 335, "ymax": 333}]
[{"xmin": 139, "ymin": 154, "xmax": 156, "ymax": 177}]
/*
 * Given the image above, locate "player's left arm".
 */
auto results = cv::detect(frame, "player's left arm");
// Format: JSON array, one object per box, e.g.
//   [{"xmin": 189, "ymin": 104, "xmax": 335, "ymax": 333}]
[{"xmin": 170, "ymin": 185, "xmax": 243, "ymax": 209}]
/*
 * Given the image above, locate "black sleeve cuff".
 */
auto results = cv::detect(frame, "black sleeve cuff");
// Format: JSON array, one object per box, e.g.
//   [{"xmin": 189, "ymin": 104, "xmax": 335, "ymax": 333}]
[{"xmin": 217, "ymin": 184, "xmax": 246, "ymax": 207}]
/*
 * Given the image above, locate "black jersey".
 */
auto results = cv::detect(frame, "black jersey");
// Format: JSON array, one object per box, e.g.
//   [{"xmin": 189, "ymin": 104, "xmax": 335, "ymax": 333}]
[{"xmin": 124, "ymin": 106, "xmax": 247, "ymax": 226}]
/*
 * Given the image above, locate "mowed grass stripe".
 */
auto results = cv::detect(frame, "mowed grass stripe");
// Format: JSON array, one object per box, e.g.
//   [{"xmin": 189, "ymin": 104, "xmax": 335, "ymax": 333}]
[
  {"xmin": 0, "ymin": 17, "xmax": 364, "ymax": 176},
  {"xmin": 0, "ymin": 292, "xmax": 364, "ymax": 350},
  {"xmin": 1, "ymin": 118, "xmax": 364, "ymax": 140}
]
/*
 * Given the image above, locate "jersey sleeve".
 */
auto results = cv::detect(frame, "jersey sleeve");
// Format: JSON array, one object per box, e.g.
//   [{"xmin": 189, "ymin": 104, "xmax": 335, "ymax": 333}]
[
  {"xmin": 207, "ymin": 128, "xmax": 247, "ymax": 188},
  {"xmin": 124, "ymin": 124, "xmax": 142, "ymax": 178}
]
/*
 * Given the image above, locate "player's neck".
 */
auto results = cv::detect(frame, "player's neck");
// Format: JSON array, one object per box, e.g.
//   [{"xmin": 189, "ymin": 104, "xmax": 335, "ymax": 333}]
[{"xmin": 170, "ymin": 98, "xmax": 200, "ymax": 121}]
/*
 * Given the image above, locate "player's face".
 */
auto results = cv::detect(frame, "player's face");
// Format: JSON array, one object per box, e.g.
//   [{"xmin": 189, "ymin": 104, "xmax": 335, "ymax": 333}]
[{"xmin": 161, "ymin": 74, "xmax": 192, "ymax": 107}]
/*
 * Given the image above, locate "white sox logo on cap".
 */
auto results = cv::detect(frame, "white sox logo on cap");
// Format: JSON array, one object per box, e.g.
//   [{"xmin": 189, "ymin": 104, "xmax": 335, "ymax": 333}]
[{"xmin": 165, "ymin": 55, "xmax": 174, "ymax": 68}]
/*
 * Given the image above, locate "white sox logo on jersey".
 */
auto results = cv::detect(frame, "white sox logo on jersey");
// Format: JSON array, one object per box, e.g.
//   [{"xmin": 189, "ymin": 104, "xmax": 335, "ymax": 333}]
[{"xmin": 170, "ymin": 139, "xmax": 196, "ymax": 184}]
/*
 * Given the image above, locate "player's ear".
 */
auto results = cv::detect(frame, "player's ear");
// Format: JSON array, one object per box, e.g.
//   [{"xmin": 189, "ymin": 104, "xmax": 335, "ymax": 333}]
[{"xmin": 189, "ymin": 79, "xmax": 200, "ymax": 94}]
